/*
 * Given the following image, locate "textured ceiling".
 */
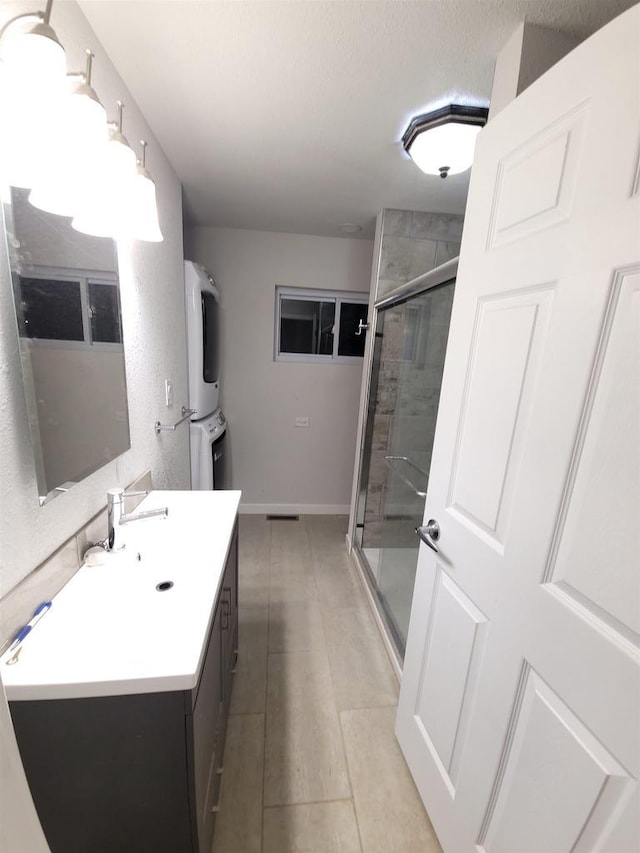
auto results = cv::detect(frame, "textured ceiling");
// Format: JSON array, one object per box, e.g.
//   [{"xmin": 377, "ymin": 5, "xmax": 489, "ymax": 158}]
[{"xmin": 78, "ymin": 0, "xmax": 635, "ymax": 238}]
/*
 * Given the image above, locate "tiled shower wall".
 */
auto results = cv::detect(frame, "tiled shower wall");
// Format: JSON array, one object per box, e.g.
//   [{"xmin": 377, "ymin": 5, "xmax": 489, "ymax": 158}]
[
  {"xmin": 376, "ymin": 209, "xmax": 463, "ymax": 299},
  {"xmin": 362, "ymin": 209, "xmax": 462, "ymax": 547}
]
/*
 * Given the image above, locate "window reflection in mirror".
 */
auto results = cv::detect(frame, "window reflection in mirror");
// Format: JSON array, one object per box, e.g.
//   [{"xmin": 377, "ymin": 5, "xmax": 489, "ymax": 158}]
[{"xmin": 2, "ymin": 187, "xmax": 131, "ymax": 505}]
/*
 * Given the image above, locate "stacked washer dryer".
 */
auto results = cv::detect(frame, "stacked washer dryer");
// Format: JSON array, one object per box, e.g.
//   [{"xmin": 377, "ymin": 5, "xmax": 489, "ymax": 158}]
[{"xmin": 184, "ymin": 260, "xmax": 228, "ymax": 490}]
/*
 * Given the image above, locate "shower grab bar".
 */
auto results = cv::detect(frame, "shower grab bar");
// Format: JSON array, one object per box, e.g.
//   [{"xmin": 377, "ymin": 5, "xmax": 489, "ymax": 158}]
[
  {"xmin": 384, "ymin": 455, "xmax": 428, "ymax": 498},
  {"xmin": 155, "ymin": 406, "xmax": 196, "ymax": 435}
]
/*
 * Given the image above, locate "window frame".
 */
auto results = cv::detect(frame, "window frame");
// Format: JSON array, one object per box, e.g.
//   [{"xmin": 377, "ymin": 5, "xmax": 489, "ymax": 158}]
[
  {"xmin": 274, "ymin": 286, "xmax": 368, "ymax": 364},
  {"xmin": 16, "ymin": 265, "xmax": 123, "ymax": 353}
]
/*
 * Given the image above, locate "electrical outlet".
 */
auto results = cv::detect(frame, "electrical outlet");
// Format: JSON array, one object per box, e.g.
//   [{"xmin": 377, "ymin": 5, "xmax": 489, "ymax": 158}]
[
  {"xmin": 165, "ymin": 379, "xmax": 173, "ymax": 408},
  {"xmin": 295, "ymin": 416, "xmax": 310, "ymax": 428}
]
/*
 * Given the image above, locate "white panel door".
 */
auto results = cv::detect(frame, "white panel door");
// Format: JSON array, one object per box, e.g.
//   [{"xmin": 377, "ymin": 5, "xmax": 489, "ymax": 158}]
[{"xmin": 396, "ymin": 7, "xmax": 640, "ymax": 853}]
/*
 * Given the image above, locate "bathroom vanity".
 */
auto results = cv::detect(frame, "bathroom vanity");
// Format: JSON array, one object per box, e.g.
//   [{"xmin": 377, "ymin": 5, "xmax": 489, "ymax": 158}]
[{"xmin": 2, "ymin": 490, "xmax": 241, "ymax": 853}]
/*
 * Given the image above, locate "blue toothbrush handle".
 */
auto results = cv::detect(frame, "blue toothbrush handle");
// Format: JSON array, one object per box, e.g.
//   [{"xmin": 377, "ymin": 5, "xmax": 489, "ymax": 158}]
[
  {"xmin": 12, "ymin": 625, "xmax": 32, "ymax": 645},
  {"xmin": 8, "ymin": 601, "xmax": 52, "ymax": 651}
]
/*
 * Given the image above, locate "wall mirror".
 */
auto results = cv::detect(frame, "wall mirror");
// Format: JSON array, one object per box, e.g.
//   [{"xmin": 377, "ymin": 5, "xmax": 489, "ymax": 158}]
[{"xmin": 2, "ymin": 186, "xmax": 130, "ymax": 505}]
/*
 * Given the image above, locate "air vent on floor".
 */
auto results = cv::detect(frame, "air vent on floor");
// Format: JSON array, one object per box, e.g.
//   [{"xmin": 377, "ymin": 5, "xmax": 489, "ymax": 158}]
[{"xmin": 266, "ymin": 514, "xmax": 300, "ymax": 521}]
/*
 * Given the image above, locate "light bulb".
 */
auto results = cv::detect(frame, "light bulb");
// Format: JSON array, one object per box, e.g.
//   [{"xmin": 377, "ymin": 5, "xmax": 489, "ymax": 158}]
[
  {"xmin": 0, "ymin": 16, "xmax": 67, "ymax": 189},
  {"xmin": 29, "ymin": 75, "xmax": 107, "ymax": 216},
  {"xmin": 128, "ymin": 166, "xmax": 163, "ymax": 242},
  {"xmin": 71, "ymin": 121, "xmax": 137, "ymax": 238},
  {"xmin": 0, "ymin": 19, "xmax": 66, "ymax": 87},
  {"xmin": 65, "ymin": 81, "xmax": 107, "ymax": 145},
  {"xmin": 103, "ymin": 133, "xmax": 138, "ymax": 185}
]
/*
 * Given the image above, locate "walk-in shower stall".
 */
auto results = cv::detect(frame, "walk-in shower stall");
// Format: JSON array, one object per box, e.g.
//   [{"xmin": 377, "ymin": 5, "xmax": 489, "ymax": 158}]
[{"xmin": 352, "ymin": 259, "xmax": 457, "ymax": 663}]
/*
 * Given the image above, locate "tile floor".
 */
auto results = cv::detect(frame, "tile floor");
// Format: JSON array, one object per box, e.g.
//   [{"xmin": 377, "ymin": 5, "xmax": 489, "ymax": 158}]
[{"xmin": 212, "ymin": 514, "xmax": 441, "ymax": 853}]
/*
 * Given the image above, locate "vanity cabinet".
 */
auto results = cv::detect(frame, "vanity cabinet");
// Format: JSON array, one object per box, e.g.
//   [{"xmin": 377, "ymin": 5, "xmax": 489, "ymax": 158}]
[{"xmin": 9, "ymin": 520, "xmax": 238, "ymax": 853}]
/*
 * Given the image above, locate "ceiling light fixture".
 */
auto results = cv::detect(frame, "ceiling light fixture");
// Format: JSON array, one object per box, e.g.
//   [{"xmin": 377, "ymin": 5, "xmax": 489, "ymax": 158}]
[{"xmin": 402, "ymin": 104, "xmax": 488, "ymax": 179}]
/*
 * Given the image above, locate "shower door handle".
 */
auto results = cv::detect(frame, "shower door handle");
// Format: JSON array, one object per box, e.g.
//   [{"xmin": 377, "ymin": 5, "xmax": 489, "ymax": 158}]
[{"xmin": 415, "ymin": 519, "xmax": 440, "ymax": 553}]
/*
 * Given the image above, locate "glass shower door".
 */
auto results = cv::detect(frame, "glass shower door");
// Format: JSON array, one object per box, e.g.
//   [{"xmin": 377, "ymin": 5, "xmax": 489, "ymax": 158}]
[{"xmin": 354, "ymin": 275, "xmax": 455, "ymax": 658}]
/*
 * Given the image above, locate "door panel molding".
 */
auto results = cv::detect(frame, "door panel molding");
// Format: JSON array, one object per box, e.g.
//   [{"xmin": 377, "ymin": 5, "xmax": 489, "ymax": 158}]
[
  {"xmin": 478, "ymin": 664, "xmax": 633, "ymax": 853},
  {"xmin": 543, "ymin": 266, "xmax": 640, "ymax": 645},
  {"xmin": 415, "ymin": 567, "xmax": 488, "ymax": 791},
  {"xmin": 447, "ymin": 284, "xmax": 555, "ymax": 549},
  {"xmin": 487, "ymin": 101, "xmax": 589, "ymax": 250}
]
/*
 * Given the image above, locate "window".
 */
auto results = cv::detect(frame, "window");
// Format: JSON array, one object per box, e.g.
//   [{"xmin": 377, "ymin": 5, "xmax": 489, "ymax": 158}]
[
  {"xmin": 88, "ymin": 281, "xmax": 121, "ymax": 344},
  {"xmin": 275, "ymin": 287, "xmax": 368, "ymax": 363},
  {"xmin": 16, "ymin": 267, "xmax": 122, "ymax": 349}
]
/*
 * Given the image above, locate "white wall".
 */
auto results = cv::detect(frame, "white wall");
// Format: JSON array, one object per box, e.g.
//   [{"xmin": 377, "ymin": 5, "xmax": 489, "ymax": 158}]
[
  {"xmin": 0, "ymin": 0, "xmax": 190, "ymax": 597},
  {"xmin": 489, "ymin": 22, "xmax": 579, "ymax": 120},
  {"xmin": 185, "ymin": 227, "xmax": 374, "ymax": 513}
]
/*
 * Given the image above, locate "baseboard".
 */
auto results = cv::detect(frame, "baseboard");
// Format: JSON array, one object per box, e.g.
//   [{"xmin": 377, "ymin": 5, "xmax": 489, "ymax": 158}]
[{"xmin": 239, "ymin": 503, "xmax": 350, "ymax": 515}]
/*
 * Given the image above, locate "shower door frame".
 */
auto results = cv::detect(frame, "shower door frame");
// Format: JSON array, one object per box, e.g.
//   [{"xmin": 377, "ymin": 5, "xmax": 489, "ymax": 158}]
[{"xmin": 349, "ymin": 257, "xmax": 458, "ymax": 674}]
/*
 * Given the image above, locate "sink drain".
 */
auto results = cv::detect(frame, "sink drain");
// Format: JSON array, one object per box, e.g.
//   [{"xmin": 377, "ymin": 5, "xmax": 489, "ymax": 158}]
[{"xmin": 156, "ymin": 581, "xmax": 174, "ymax": 592}]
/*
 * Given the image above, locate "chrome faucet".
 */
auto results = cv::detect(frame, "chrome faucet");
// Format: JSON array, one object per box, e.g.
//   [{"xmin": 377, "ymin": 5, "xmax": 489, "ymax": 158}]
[{"xmin": 106, "ymin": 488, "xmax": 168, "ymax": 551}]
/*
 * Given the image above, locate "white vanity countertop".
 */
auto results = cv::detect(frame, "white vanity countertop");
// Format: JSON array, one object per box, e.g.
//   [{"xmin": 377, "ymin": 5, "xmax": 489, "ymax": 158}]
[{"xmin": 1, "ymin": 490, "xmax": 241, "ymax": 701}]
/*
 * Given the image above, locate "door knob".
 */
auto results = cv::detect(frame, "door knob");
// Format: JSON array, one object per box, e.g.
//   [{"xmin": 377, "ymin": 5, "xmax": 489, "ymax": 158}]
[
  {"xmin": 415, "ymin": 519, "xmax": 440, "ymax": 553},
  {"xmin": 355, "ymin": 319, "xmax": 370, "ymax": 336}
]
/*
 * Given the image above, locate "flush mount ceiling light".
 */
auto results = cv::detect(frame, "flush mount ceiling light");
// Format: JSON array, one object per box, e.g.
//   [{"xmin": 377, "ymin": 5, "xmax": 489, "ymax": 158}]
[{"xmin": 402, "ymin": 104, "xmax": 489, "ymax": 179}]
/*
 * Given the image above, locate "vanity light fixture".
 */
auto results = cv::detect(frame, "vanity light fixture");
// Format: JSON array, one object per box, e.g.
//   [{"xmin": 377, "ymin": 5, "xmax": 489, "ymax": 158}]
[
  {"xmin": 29, "ymin": 50, "xmax": 107, "ymax": 216},
  {"xmin": 0, "ymin": 0, "xmax": 67, "ymax": 188},
  {"xmin": 0, "ymin": 0, "xmax": 65, "ymax": 85},
  {"xmin": 63, "ymin": 50, "xmax": 107, "ymax": 143},
  {"xmin": 128, "ymin": 141, "xmax": 163, "ymax": 242},
  {"xmin": 103, "ymin": 100, "xmax": 138, "ymax": 185},
  {"xmin": 402, "ymin": 104, "xmax": 489, "ymax": 179},
  {"xmin": 72, "ymin": 101, "xmax": 139, "ymax": 239},
  {"xmin": 1, "ymin": 0, "xmax": 162, "ymax": 243}
]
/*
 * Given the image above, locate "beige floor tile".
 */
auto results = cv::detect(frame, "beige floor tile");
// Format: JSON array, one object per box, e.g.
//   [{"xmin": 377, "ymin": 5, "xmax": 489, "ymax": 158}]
[
  {"xmin": 271, "ymin": 519, "xmax": 314, "ymax": 575},
  {"xmin": 323, "ymin": 606, "xmax": 398, "ymax": 710},
  {"xmin": 305, "ymin": 515, "xmax": 349, "ymax": 553},
  {"xmin": 263, "ymin": 801, "xmax": 362, "ymax": 853},
  {"xmin": 212, "ymin": 713, "xmax": 264, "ymax": 853},
  {"xmin": 230, "ymin": 606, "xmax": 268, "ymax": 714},
  {"xmin": 312, "ymin": 550, "xmax": 366, "ymax": 611},
  {"xmin": 239, "ymin": 569, "xmax": 270, "ymax": 608},
  {"xmin": 271, "ymin": 517, "xmax": 310, "ymax": 549},
  {"xmin": 269, "ymin": 597, "xmax": 325, "ymax": 654},
  {"xmin": 271, "ymin": 551, "xmax": 315, "ymax": 578},
  {"xmin": 340, "ymin": 707, "xmax": 441, "ymax": 853},
  {"xmin": 270, "ymin": 565, "xmax": 317, "ymax": 601},
  {"xmin": 238, "ymin": 514, "xmax": 272, "ymax": 568},
  {"xmin": 265, "ymin": 650, "xmax": 351, "ymax": 806},
  {"xmin": 240, "ymin": 551, "xmax": 271, "ymax": 576}
]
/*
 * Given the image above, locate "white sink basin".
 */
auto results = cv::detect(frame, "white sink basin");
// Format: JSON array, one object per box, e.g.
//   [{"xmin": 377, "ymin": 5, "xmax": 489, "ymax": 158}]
[{"xmin": 1, "ymin": 490, "xmax": 241, "ymax": 701}]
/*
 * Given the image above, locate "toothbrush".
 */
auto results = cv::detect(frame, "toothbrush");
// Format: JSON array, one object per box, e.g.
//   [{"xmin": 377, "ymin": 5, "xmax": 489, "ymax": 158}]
[{"xmin": 8, "ymin": 601, "xmax": 52, "ymax": 652}]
